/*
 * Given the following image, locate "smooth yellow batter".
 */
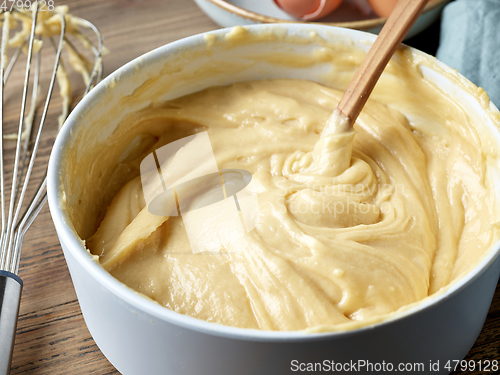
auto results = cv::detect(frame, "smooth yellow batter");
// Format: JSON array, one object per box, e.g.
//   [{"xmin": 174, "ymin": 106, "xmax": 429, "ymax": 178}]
[{"xmin": 86, "ymin": 73, "xmax": 500, "ymax": 331}]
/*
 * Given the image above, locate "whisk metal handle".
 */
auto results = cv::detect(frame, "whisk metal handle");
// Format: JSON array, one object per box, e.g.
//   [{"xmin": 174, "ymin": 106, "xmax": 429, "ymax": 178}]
[{"xmin": 0, "ymin": 271, "xmax": 22, "ymax": 375}]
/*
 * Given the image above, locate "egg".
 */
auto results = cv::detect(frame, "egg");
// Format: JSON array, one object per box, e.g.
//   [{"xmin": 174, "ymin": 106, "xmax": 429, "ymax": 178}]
[
  {"xmin": 366, "ymin": 0, "xmax": 399, "ymax": 17},
  {"xmin": 368, "ymin": 0, "xmax": 434, "ymax": 18},
  {"xmin": 274, "ymin": 0, "xmax": 343, "ymax": 21}
]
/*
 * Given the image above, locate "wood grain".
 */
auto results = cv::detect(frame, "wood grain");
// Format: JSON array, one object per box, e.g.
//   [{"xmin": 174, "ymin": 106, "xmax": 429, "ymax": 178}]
[{"xmin": 7, "ymin": 1, "xmax": 499, "ymax": 374}]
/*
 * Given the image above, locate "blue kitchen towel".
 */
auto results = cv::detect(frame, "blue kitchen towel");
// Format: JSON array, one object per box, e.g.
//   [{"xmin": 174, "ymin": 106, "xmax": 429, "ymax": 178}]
[{"xmin": 436, "ymin": 0, "xmax": 500, "ymax": 108}]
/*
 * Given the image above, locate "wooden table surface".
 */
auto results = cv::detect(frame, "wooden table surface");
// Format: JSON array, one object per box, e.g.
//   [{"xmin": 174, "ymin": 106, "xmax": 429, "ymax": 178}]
[{"xmin": 8, "ymin": 0, "xmax": 499, "ymax": 374}]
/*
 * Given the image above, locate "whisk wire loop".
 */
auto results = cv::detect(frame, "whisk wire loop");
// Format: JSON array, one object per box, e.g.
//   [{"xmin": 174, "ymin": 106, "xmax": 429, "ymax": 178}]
[
  {"xmin": 6, "ymin": 12, "xmax": 66, "ymax": 274},
  {"xmin": 0, "ymin": 2, "xmax": 104, "ymax": 273},
  {"xmin": 2, "ymin": 1, "xmax": 40, "ymax": 273}
]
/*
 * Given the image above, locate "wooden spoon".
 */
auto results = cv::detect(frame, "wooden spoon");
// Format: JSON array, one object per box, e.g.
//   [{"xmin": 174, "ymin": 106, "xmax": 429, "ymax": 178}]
[{"xmin": 323, "ymin": 0, "xmax": 429, "ymax": 135}]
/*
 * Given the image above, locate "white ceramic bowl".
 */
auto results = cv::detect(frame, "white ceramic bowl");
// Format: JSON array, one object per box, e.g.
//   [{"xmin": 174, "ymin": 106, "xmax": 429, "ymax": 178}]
[
  {"xmin": 47, "ymin": 24, "xmax": 500, "ymax": 375},
  {"xmin": 194, "ymin": 0, "xmax": 450, "ymax": 38}
]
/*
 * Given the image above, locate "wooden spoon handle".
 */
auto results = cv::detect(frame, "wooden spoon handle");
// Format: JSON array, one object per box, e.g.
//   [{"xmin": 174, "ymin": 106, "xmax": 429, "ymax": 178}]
[{"xmin": 336, "ymin": 0, "xmax": 429, "ymax": 128}]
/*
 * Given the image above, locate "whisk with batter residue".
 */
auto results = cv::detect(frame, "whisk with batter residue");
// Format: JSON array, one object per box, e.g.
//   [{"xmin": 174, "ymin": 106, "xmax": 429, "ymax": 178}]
[{"xmin": 0, "ymin": 2, "xmax": 103, "ymax": 373}]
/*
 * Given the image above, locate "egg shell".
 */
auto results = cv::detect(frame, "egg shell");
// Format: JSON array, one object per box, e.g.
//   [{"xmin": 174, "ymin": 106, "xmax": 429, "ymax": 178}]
[{"xmin": 368, "ymin": 0, "xmax": 436, "ymax": 18}]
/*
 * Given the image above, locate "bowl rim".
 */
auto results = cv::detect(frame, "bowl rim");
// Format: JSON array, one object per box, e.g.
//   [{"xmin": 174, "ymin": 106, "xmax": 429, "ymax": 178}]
[
  {"xmin": 203, "ymin": 0, "xmax": 450, "ymax": 31},
  {"xmin": 47, "ymin": 23, "xmax": 500, "ymax": 343}
]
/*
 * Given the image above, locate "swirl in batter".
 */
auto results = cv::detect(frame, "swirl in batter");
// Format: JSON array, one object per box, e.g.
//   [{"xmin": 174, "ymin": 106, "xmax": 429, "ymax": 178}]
[{"xmin": 86, "ymin": 77, "xmax": 499, "ymax": 331}]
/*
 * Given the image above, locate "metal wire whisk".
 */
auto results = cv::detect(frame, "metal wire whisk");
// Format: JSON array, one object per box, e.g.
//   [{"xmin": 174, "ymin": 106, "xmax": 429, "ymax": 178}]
[{"xmin": 0, "ymin": 2, "xmax": 103, "ymax": 373}]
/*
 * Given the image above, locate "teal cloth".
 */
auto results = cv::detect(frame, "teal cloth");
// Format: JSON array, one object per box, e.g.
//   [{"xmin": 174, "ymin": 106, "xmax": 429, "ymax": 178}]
[{"xmin": 436, "ymin": 0, "xmax": 500, "ymax": 108}]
